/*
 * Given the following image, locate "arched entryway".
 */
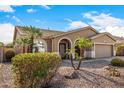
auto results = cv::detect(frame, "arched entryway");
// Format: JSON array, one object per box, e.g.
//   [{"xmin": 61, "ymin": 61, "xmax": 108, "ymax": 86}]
[{"xmin": 59, "ymin": 38, "xmax": 71, "ymax": 59}]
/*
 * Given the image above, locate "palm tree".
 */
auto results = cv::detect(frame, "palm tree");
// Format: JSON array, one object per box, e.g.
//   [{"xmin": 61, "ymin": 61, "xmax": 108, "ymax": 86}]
[
  {"xmin": 22, "ymin": 25, "xmax": 42, "ymax": 52},
  {"xmin": 16, "ymin": 37, "xmax": 31, "ymax": 53},
  {"xmin": 75, "ymin": 38, "xmax": 93, "ymax": 70},
  {"xmin": 66, "ymin": 48, "xmax": 76, "ymax": 70}
]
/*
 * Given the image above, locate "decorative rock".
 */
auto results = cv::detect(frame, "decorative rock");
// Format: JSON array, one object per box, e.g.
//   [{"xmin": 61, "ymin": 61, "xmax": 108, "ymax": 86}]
[{"xmin": 65, "ymin": 71, "xmax": 80, "ymax": 79}]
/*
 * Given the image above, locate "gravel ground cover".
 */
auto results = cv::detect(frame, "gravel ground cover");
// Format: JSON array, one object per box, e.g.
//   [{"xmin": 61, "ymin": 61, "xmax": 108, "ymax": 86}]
[
  {"xmin": 0, "ymin": 58, "xmax": 124, "ymax": 88},
  {"xmin": 50, "ymin": 67, "xmax": 124, "ymax": 88},
  {"xmin": 0, "ymin": 63, "xmax": 13, "ymax": 88}
]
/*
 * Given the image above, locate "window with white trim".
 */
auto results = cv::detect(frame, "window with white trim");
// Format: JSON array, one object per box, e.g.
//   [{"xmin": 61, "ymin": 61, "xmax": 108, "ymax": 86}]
[{"xmin": 33, "ymin": 40, "xmax": 47, "ymax": 53}]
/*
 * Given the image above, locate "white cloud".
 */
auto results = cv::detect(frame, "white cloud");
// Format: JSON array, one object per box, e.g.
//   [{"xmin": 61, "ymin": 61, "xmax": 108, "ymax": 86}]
[
  {"xmin": 41, "ymin": 5, "xmax": 51, "ymax": 10},
  {"xmin": 27, "ymin": 8, "xmax": 37, "ymax": 13},
  {"xmin": 0, "ymin": 23, "xmax": 14, "ymax": 44},
  {"xmin": 83, "ymin": 11, "xmax": 124, "ymax": 37},
  {"xmin": 68, "ymin": 20, "xmax": 88, "ymax": 30},
  {"xmin": 101, "ymin": 26, "xmax": 124, "ymax": 37},
  {"xmin": 0, "ymin": 5, "xmax": 15, "ymax": 12},
  {"xmin": 12, "ymin": 16, "xmax": 21, "ymax": 22}
]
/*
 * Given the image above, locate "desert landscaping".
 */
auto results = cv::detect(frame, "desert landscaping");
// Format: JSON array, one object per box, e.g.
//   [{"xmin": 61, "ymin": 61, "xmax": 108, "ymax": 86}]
[{"xmin": 0, "ymin": 57, "xmax": 124, "ymax": 88}]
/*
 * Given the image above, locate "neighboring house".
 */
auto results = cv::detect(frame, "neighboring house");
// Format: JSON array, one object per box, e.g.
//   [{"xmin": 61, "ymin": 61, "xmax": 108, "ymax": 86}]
[
  {"xmin": 114, "ymin": 36, "xmax": 124, "ymax": 44},
  {"xmin": 13, "ymin": 26, "xmax": 120, "ymax": 58}
]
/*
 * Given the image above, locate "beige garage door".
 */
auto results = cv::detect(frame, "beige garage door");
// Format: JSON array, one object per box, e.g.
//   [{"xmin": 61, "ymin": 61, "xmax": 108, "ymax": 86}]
[{"xmin": 95, "ymin": 44, "xmax": 113, "ymax": 58}]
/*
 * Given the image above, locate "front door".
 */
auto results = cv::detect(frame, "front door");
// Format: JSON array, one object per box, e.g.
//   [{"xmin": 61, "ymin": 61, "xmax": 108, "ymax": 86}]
[{"xmin": 59, "ymin": 43, "xmax": 66, "ymax": 59}]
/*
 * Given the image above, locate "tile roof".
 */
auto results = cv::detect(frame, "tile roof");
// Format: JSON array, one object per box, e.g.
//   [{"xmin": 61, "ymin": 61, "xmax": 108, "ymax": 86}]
[
  {"xmin": 90, "ymin": 32, "xmax": 117, "ymax": 41},
  {"xmin": 15, "ymin": 26, "xmax": 65, "ymax": 38},
  {"xmin": 49, "ymin": 26, "xmax": 99, "ymax": 38},
  {"xmin": 15, "ymin": 26, "xmax": 124, "ymax": 44}
]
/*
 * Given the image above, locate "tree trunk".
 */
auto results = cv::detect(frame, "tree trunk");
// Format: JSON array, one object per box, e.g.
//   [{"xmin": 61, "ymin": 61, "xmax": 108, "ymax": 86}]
[
  {"xmin": 23, "ymin": 46, "xmax": 25, "ymax": 53},
  {"xmin": 30, "ymin": 35, "xmax": 34, "ymax": 53},
  {"xmin": 70, "ymin": 54, "xmax": 76, "ymax": 70},
  {"xmin": 77, "ymin": 48, "xmax": 84, "ymax": 70}
]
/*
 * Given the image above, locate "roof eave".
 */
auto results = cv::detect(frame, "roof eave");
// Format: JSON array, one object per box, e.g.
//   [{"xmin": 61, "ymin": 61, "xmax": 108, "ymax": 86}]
[{"xmin": 50, "ymin": 26, "xmax": 99, "ymax": 38}]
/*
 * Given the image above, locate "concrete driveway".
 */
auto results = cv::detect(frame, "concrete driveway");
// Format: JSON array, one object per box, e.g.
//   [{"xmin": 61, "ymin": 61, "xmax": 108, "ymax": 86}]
[{"xmin": 62, "ymin": 56, "xmax": 124, "ymax": 68}]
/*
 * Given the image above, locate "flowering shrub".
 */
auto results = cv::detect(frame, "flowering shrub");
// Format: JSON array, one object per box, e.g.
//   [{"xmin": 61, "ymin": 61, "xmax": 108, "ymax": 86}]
[{"xmin": 12, "ymin": 52, "xmax": 61, "ymax": 88}]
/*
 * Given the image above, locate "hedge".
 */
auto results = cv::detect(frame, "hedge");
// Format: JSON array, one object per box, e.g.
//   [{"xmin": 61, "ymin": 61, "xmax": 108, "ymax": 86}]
[
  {"xmin": 12, "ymin": 52, "xmax": 61, "ymax": 88},
  {"xmin": 111, "ymin": 58, "xmax": 124, "ymax": 67}
]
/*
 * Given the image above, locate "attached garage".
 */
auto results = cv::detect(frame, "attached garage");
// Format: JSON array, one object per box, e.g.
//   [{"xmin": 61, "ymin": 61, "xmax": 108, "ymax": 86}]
[
  {"xmin": 91, "ymin": 33, "xmax": 116, "ymax": 58},
  {"xmin": 95, "ymin": 44, "xmax": 113, "ymax": 58}
]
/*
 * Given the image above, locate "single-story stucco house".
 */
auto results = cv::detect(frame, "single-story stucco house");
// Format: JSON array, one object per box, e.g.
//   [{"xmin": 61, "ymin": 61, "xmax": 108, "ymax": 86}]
[{"xmin": 13, "ymin": 26, "xmax": 123, "ymax": 58}]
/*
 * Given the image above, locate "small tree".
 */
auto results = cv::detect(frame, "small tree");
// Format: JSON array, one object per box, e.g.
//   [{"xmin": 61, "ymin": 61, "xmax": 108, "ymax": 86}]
[
  {"xmin": 16, "ymin": 37, "xmax": 31, "ymax": 53},
  {"xmin": 75, "ymin": 38, "xmax": 93, "ymax": 70},
  {"xmin": 66, "ymin": 38, "xmax": 93, "ymax": 70},
  {"xmin": 66, "ymin": 48, "xmax": 76, "ymax": 70},
  {"xmin": 116, "ymin": 44, "xmax": 124, "ymax": 56},
  {"xmin": 22, "ymin": 26, "xmax": 42, "ymax": 52}
]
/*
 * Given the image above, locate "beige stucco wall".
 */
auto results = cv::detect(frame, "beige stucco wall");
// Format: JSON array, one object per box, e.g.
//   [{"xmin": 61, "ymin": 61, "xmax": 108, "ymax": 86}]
[
  {"xmin": 45, "ymin": 39, "xmax": 52, "ymax": 52},
  {"xmin": 52, "ymin": 29, "xmax": 97, "ymax": 52},
  {"xmin": 92, "ymin": 34, "xmax": 115, "ymax": 43}
]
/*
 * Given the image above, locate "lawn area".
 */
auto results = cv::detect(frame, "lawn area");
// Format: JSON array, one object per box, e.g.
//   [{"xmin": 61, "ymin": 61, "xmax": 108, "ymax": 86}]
[{"xmin": 0, "ymin": 58, "xmax": 124, "ymax": 88}]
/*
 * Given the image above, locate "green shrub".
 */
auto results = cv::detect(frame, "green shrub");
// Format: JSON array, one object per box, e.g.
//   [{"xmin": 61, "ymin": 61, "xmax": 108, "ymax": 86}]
[
  {"xmin": 12, "ymin": 52, "xmax": 61, "ymax": 88},
  {"xmin": 116, "ymin": 45, "xmax": 124, "ymax": 56},
  {"xmin": 111, "ymin": 58, "xmax": 124, "ymax": 67},
  {"xmin": 5, "ymin": 49, "xmax": 15, "ymax": 62}
]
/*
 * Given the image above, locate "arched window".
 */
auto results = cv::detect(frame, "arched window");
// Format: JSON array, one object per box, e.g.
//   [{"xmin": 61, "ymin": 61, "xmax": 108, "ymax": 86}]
[{"xmin": 33, "ymin": 39, "xmax": 47, "ymax": 53}]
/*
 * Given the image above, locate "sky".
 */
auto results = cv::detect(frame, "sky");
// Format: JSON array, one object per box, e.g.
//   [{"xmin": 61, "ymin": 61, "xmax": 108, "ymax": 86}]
[{"xmin": 0, "ymin": 5, "xmax": 124, "ymax": 44}]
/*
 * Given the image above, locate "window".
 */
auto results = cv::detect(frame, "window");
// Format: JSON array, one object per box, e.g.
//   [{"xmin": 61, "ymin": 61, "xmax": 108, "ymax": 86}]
[{"xmin": 33, "ymin": 40, "xmax": 47, "ymax": 53}]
